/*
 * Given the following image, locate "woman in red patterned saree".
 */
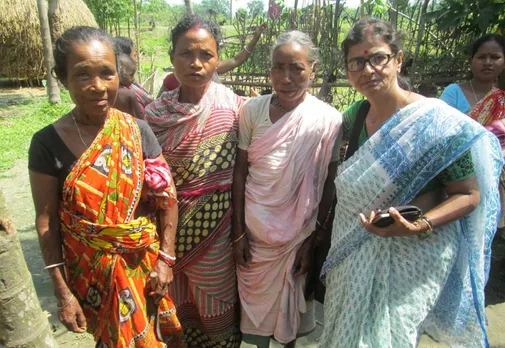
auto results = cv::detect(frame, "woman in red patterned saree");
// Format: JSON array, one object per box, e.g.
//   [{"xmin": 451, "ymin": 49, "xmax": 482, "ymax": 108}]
[
  {"xmin": 441, "ymin": 34, "xmax": 505, "ymax": 227},
  {"xmin": 29, "ymin": 27, "xmax": 184, "ymax": 347},
  {"xmin": 145, "ymin": 15, "xmax": 243, "ymax": 347}
]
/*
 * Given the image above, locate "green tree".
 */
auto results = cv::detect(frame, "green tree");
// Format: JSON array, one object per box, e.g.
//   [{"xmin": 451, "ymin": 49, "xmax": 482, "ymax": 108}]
[
  {"xmin": 201, "ymin": 0, "xmax": 230, "ymax": 19},
  {"xmin": 84, "ymin": 0, "xmax": 132, "ymax": 32},
  {"xmin": 247, "ymin": 0, "xmax": 264, "ymax": 18},
  {"xmin": 427, "ymin": 0, "xmax": 505, "ymax": 36}
]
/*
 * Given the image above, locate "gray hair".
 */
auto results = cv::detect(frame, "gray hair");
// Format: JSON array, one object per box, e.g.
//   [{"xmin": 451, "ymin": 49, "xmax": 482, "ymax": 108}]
[{"xmin": 270, "ymin": 30, "xmax": 319, "ymax": 64}]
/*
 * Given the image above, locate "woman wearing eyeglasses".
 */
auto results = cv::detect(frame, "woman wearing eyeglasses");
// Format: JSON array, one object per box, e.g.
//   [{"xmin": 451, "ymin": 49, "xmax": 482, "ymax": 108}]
[{"xmin": 319, "ymin": 17, "xmax": 502, "ymax": 347}]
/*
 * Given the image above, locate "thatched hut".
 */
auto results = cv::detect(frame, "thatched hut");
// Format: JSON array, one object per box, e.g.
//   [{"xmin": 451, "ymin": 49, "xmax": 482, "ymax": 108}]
[{"xmin": 0, "ymin": 0, "xmax": 97, "ymax": 81}]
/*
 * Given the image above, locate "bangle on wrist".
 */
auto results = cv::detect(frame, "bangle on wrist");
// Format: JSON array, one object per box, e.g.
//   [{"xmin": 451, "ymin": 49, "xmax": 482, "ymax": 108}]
[
  {"xmin": 57, "ymin": 294, "xmax": 75, "ymax": 310},
  {"xmin": 244, "ymin": 45, "xmax": 253, "ymax": 54},
  {"xmin": 420, "ymin": 216, "xmax": 433, "ymax": 232},
  {"xmin": 159, "ymin": 250, "xmax": 176, "ymax": 260},
  {"xmin": 416, "ymin": 216, "xmax": 434, "ymax": 239},
  {"xmin": 231, "ymin": 232, "xmax": 246, "ymax": 244},
  {"xmin": 158, "ymin": 250, "xmax": 176, "ymax": 267},
  {"xmin": 45, "ymin": 262, "xmax": 65, "ymax": 270}
]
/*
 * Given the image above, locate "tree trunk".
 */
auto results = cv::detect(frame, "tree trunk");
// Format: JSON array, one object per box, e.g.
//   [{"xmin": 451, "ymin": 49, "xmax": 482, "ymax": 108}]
[
  {"xmin": 389, "ymin": 0, "xmax": 398, "ymax": 28},
  {"xmin": 0, "ymin": 190, "xmax": 59, "ymax": 347},
  {"xmin": 48, "ymin": 0, "xmax": 63, "ymax": 43},
  {"xmin": 184, "ymin": 0, "xmax": 194, "ymax": 15},
  {"xmin": 229, "ymin": 0, "xmax": 233, "ymax": 24},
  {"xmin": 333, "ymin": 0, "xmax": 341, "ymax": 49},
  {"xmin": 133, "ymin": 0, "xmax": 142, "ymax": 83},
  {"xmin": 292, "ymin": 0, "xmax": 299, "ymax": 29},
  {"xmin": 410, "ymin": 0, "xmax": 430, "ymax": 82},
  {"xmin": 360, "ymin": 0, "xmax": 364, "ymax": 18},
  {"xmin": 37, "ymin": 0, "xmax": 60, "ymax": 104}
]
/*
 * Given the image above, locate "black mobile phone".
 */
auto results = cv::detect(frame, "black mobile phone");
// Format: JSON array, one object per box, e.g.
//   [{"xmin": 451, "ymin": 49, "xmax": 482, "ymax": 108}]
[
  {"xmin": 371, "ymin": 206, "xmax": 423, "ymax": 228},
  {"xmin": 372, "ymin": 212, "xmax": 394, "ymax": 228}
]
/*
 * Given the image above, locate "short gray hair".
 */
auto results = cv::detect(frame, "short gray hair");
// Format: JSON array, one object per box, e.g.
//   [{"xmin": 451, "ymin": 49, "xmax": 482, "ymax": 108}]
[{"xmin": 270, "ymin": 30, "xmax": 319, "ymax": 64}]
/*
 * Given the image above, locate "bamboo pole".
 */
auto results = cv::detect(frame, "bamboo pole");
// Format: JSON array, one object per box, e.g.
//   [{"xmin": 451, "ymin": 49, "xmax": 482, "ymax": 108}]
[
  {"xmin": 0, "ymin": 190, "xmax": 59, "ymax": 347},
  {"xmin": 133, "ymin": 0, "xmax": 142, "ymax": 83},
  {"xmin": 410, "ymin": 0, "xmax": 431, "ymax": 81}
]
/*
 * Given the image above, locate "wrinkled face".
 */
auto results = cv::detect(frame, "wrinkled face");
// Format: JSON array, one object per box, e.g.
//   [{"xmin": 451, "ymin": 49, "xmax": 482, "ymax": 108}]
[
  {"xmin": 345, "ymin": 30, "xmax": 403, "ymax": 98},
  {"xmin": 270, "ymin": 42, "xmax": 316, "ymax": 103},
  {"xmin": 119, "ymin": 65, "xmax": 136, "ymax": 87},
  {"xmin": 170, "ymin": 27, "xmax": 219, "ymax": 89},
  {"xmin": 471, "ymin": 40, "xmax": 505, "ymax": 82},
  {"xmin": 64, "ymin": 40, "xmax": 119, "ymax": 118}
]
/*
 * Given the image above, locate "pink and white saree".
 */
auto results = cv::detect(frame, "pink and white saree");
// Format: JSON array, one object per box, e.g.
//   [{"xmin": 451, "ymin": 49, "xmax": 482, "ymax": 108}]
[{"xmin": 237, "ymin": 94, "xmax": 342, "ymax": 343}]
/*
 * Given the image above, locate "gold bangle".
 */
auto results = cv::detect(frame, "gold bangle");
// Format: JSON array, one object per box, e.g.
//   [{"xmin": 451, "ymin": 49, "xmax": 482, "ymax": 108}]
[
  {"xmin": 231, "ymin": 232, "xmax": 246, "ymax": 244},
  {"xmin": 421, "ymin": 216, "xmax": 433, "ymax": 232},
  {"xmin": 57, "ymin": 294, "xmax": 75, "ymax": 310}
]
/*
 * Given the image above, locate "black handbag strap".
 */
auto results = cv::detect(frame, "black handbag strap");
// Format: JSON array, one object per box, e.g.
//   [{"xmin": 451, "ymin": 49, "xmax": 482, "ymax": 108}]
[{"xmin": 345, "ymin": 100, "xmax": 370, "ymax": 161}]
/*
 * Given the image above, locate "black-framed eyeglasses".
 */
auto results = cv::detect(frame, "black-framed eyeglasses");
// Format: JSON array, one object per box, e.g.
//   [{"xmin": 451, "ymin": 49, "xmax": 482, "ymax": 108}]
[{"xmin": 345, "ymin": 53, "xmax": 396, "ymax": 72}]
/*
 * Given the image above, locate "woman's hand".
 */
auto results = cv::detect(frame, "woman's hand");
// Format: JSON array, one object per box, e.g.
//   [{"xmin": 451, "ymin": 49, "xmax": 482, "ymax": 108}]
[
  {"xmin": 293, "ymin": 234, "xmax": 315, "ymax": 276},
  {"xmin": 57, "ymin": 293, "xmax": 87, "ymax": 333},
  {"xmin": 233, "ymin": 236, "xmax": 252, "ymax": 267},
  {"xmin": 359, "ymin": 207, "xmax": 426, "ymax": 237},
  {"xmin": 147, "ymin": 260, "xmax": 174, "ymax": 304}
]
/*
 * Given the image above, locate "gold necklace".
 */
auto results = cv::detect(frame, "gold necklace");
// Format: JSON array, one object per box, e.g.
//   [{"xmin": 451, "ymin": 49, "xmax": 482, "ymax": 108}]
[{"xmin": 71, "ymin": 111, "xmax": 89, "ymax": 148}]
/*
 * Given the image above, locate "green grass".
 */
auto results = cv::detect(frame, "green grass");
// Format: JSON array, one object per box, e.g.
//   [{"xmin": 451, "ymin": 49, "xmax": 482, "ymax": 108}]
[
  {"xmin": 139, "ymin": 26, "xmax": 173, "ymax": 79},
  {"xmin": 0, "ymin": 92, "xmax": 73, "ymax": 172}
]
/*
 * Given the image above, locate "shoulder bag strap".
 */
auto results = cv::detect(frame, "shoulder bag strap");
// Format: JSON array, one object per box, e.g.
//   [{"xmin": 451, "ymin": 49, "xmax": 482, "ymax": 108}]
[{"xmin": 345, "ymin": 100, "xmax": 370, "ymax": 161}]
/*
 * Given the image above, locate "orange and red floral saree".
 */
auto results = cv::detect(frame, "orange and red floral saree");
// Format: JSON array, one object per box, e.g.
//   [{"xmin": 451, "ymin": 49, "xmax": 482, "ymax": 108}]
[
  {"xmin": 468, "ymin": 87, "xmax": 505, "ymax": 126},
  {"xmin": 469, "ymin": 88, "xmax": 505, "ymax": 228},
  {"xmin": 59, "ymin": 108, "xmax": 183, "ymax": 347}
]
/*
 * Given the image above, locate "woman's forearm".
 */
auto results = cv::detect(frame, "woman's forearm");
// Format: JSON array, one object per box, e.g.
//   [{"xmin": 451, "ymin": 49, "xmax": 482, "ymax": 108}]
[
  {"xmin": 37, "ymin": 224, "xmax": 73, "ymax": 299},
  {"xmin": 232, "ymin": 149, "xmax": 249, "ymax": 240},
  {"xmin": 316, "ymin": 162, "xmax": 338, "ymax": 226},
  {"xmin": 232, "ymin": 172, "xmax": 247, "ymax": 240},
  {"xmin": 31, "ymin": 171, "xmax": 73, "ymax": 300},
  {"xmin": 424, "ymin": 190, "xmax": 480, "ymax": 229},
  {"xmin": 158, "ymin": 203, "xmax": 178, "ymax": 256}
]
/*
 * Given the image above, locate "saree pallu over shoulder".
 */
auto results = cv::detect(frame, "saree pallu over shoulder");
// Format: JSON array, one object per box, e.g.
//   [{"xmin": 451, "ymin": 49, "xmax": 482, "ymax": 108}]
[
  {"xmin": 321, "ymin": 99, "xmax": 503, "ymax": 347},
  {"xmin": 468, "ymin": 87, "xmax": 505, "ymax": 126},
  {"xmin": 60, "ymin": 109, "xmax": 183, "ymax": 347},
  {"xmin": 146, "ymin": 83, "xmax": 242, "ymax": 270},
  {"xmin": 245, "ymin": 94, "xmax": 341, "ymax": 245}
]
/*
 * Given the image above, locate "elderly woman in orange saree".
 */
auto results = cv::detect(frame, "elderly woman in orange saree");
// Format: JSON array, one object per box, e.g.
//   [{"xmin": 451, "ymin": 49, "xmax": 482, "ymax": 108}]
[
  {"xmin": 441, "ymin": 33, "xmax": 505, "ymax": 227},
  {"xmin": 28, "ymin": 27, "xmax": 184, "ymax": 347}
]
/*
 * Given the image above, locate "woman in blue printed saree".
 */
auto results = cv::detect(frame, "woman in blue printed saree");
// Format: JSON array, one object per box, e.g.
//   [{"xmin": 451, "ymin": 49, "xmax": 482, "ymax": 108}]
[{"xmin": 319, "ymin": 17, "xmax": 503, "ymax": 348}]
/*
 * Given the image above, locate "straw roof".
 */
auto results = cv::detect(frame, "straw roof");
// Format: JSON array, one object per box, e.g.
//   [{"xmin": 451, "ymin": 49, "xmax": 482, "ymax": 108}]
[{"xmin": 0, "ymin": 0, "xmax": 97, "ymax": 80}]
